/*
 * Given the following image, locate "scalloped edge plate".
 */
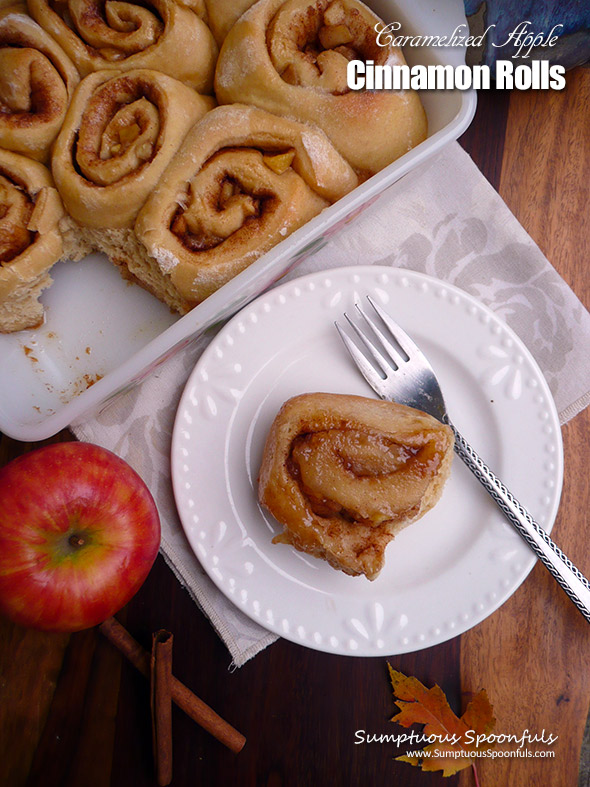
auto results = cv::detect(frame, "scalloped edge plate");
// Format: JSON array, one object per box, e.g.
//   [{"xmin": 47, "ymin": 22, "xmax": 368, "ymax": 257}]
[{"xmin": 171, "ymin": 266, "xmax": 563, "ymax": 656}]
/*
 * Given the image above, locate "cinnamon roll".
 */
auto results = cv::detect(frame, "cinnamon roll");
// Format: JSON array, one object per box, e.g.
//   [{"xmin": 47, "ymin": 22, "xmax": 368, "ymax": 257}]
[
  {"xmin": 51, "ymin": 69, "xmax": 214, "ymax": 238},
  {"xmin": 131, "ymin": 104, "xmax": 357, "ymax": 312},
  {"xmin": 215, "ymin": 0, "xmax": 427, "ymax": 176},
  {"xmin": 26, "ymin": 0, "xmax": 217, "ymax": 92},
  {"xmin": 0, "ymin": 149, "xmax": 64, "ymax": 332},
  {"xmin": 258, "ymin": 393, "xmax": 454, "ymax": 580},
  {"xmin": 0, "ymin": 4, "xmax": 79, "ymax": 162}
]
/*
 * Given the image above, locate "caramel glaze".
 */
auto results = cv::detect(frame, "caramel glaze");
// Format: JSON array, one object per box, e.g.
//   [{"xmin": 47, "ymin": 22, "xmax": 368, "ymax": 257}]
[
  {"xmin": 0, "ymin": 173, "xmax": 34, "ymax": 262},
  {"xmin": 258, "ymin": 394, "xmax": 454, "ymax": 579},
  {"xmin": 287, "ymin": 426, "xmax": 443, "ymax": 527}
]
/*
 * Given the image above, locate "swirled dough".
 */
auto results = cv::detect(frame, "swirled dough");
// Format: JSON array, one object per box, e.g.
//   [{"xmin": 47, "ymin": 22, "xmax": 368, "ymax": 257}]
[
  {"xmin": 258, "ymin": 393, "xmax": 454, "ymax": 580},
  {"xmin": 51, "ymin": 69, "xmax": 214, "ymax": 229},
  {"xmin": 0, "ymin": 4, "xmax": 79, "ymax": 161},
  {"xmin": 215, "ymin": 0, "xmax": 427, "ymax": 175},
  {"xmin": 0, "ymin": 149, "xmax": 64, "ymax": 332},
  {"xmin": 27, "ymin": 0, "xmax": 217, "ymax": 92},
  {"xmin": 132, "ymin": 103, "xmax": 357, "ymax": 311}
]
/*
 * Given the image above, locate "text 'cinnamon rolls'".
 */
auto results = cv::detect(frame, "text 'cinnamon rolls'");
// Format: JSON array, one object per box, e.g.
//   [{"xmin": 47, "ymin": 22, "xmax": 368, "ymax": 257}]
[
  {"xmin": 215, "ymin": 0, "xmax": 427, "ymax": 175},
  {"xmin": 26, "ymin": 0, "xmax": 218, "ymax": 91},
  {"xmin": 258, "ymin": 393, "xmax": 454, "ymax": 580},
  {"xmin": 0, "ymin": 149, "xmax": 64, "ymax": 332},
  {"xmin": 131, "ymin": 104, "xmax": 358, "ymax": 313},
  {"xmin": 0, "ymin": 4, "xmax": 79, "ymax": 162}
]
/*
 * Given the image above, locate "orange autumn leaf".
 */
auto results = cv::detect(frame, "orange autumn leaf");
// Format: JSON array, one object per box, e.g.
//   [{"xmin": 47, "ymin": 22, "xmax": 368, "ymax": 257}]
[
  {"xmin": 461, "ymin": 689, "xmax": 496, "ymax": 737},
  {"xmin": 388, "ymin": 665, "xmax": 496, "ymax": 777}
]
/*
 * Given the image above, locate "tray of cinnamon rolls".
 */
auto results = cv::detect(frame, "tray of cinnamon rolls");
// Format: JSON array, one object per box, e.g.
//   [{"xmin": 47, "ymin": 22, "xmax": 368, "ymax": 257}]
[{"xmin": 0, "ymin": 0, "xmax": 475, "ymax": 440}]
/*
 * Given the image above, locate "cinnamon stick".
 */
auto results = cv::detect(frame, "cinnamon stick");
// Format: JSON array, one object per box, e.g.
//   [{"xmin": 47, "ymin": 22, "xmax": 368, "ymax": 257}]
[
  {"xmin": 99, "ymin": 617, "xmax": 246, "ymax": 754},
  {"xmin": 151, "ymin": 630, "xmax": 173, "ymax": 786}
]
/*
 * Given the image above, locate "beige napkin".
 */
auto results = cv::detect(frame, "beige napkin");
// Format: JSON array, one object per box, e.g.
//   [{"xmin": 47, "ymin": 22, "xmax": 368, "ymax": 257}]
[{"xmin": 72, "ymin": 142, "xmax": 590, "ymax": 667}]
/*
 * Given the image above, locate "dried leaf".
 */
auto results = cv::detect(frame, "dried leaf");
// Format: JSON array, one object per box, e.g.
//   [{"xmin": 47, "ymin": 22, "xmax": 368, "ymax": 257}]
[
  {"xmin": 388, "ymin": 665, "xmax": 496, "ymax": 777},
  {"xmin": 462, "ymin": 689, "xmax": 496, "ymax": 736}
]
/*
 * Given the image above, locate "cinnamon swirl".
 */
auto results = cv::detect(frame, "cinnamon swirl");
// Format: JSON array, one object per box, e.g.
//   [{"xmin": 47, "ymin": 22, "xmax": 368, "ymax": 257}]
[
  {"xmin": 27, "ymin": 0, "xmax": 217, "ymax": 92},
  {"xmin": 51, "ymin": 69, "xmax": 214, "ymax": 238},
  {"xmin": 130, "ymin": 104, "xmax": 358, "ymax": 312},
  {"xmin": 215, "ymin": 0, "xmax": 427, "ymax": 175},
  {"xmin": 258, "ymin": 393, "xmax": 454, "ymax": 580},
  {"xmin": 0, "ymin": 149, "xmax": 64, "ymax": 332},
  {"xmin": 0, "ymin": 4, "xmax": 79, "ymax": 162}
]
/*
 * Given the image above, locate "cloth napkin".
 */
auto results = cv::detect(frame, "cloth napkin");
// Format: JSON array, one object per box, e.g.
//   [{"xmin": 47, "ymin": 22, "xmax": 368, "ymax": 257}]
[{"xmin": 72, "ymin": 142, "xmax": 590, "ymax": 668}]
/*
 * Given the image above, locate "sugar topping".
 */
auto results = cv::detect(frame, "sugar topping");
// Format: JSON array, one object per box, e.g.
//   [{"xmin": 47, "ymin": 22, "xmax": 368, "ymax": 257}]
[{"xmin": 153, "ymin": 246, "xmax": 180, "ymax": 272}]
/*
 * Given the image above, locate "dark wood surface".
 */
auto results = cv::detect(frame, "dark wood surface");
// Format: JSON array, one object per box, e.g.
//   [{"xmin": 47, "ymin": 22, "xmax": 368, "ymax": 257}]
[{"xmin": 2, "ymin": 70, "xmax": 589, "ymax": 787}]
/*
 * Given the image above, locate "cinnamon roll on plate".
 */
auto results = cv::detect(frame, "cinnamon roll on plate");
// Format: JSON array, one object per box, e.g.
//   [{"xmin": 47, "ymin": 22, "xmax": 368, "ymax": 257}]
[{"xmin": 259, "ymin": 393, "xmax": 454, "ymax": 580}]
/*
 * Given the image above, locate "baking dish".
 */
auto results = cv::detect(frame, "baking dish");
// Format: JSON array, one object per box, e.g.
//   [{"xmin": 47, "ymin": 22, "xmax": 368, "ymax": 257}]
[{"xmin": 0, "ymin": 0, "xmax": 476, "ymax": 441}]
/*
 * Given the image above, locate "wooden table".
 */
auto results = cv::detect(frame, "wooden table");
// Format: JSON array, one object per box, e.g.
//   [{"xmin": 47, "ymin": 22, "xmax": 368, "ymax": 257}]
[{"xmin": 1, "ymin": 69, "xmax": 589, "ymax": 787}]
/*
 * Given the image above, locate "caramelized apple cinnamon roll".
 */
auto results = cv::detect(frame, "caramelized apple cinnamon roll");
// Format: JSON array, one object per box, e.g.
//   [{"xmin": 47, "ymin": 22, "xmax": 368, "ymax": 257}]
[
  {"xmin": 0, "ymin": 149, "xmax": 64, "ymax": 332},
  {"xmin": 258, "ymin": 393, "xmax": 454, "ymax": 580},
  {"xmin": 0, "ymin": 4, "xmax": 79, "ymax": 162},
  {"xmin": 26, "ymin": 0, "xmax": 217, "ymax": 92},
  {"xmin": 51, "ymin": 69, "xmax": 214, "ymax": 232},
  {"xmin": 132, "ymin": 104, "xmax": 357, "ymax": 312},
  {"xmin": 215, "ymin": 0, "xmax": 427, "ymax": 175}
]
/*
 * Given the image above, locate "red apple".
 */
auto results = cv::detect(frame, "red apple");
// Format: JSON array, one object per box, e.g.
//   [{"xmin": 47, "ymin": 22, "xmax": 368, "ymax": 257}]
[{"xmin": 0, "ymin": 442, "xmax": 160, "ymax": 631}]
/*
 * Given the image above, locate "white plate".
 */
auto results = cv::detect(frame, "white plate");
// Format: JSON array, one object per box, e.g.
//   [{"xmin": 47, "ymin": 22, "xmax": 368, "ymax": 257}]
[{"xmin": 171, "ymin": 266, "xmax": 563, "ymax": 656}]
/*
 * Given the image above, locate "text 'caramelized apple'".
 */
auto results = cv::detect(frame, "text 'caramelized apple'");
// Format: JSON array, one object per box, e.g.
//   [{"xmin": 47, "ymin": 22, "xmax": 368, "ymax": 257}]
[{"xmin": 258, "ymin": 393, "xmax": 454, "ymax": 580}]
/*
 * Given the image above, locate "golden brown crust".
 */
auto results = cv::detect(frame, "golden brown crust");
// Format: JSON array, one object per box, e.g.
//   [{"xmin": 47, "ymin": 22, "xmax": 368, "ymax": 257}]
[
  {"xmin": 51, "ymin": 69, "xmax": 214, "ymax": 229},
  {"xmin": 133, "ymin": 103, "xmax": 358, "ymax": 310},
  {"xmin": 0, "ymin": 4, "xmax": 79, "ymax": 162},
  {"xmin": 0, "ymin": 148, "xmax": 64, "ymax": 332},
  {"xmin": 258, "ymin": 393, "xmax": 454, "ymax": 580},
  {"xmin": 26, "ymin": 0, "xmax": 218, "ymax": 92},
  {"xmin": 204, "ymin": 0, "xmax": 256, "ymax": 45},
  {"xmin": 215, "ymin": 0, "xmax": 427, "ymax": 174}
]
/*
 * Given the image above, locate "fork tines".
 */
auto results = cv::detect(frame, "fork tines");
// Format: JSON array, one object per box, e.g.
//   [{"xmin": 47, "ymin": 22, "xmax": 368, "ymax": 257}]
[
  {"xmin": 336, "ymin": 295, "xmax": 420, "ymax": 376},
  {"xmin": 364, "ymin": 296, "xmax": 423, "ymax": 361},
  {"xmin": 334, "ymin": 317, "xmax": 386, "ymax": 390}
]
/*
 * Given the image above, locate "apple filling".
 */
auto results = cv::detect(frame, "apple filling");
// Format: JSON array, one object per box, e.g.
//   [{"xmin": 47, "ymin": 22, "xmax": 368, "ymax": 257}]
[
  {"xmin": 170, "ymin": 147, "xmax": 306, "ymax": 252},
  {"xmin": 268, "ymin": 0, "xmax": 385, "ymax": 94},
  {"xmin": 288, "ymin": 429, "xmax": 441, "ymax": 526},
  {"xmin": 76, "ymin": 78, "xmax": 161, "ymax": 186}
]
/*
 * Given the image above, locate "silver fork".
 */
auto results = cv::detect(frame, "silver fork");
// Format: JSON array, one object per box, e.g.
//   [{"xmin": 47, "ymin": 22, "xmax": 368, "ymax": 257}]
[{"xmin": 336, "ymin": 295, "xmax": 590, "ymax": 623}]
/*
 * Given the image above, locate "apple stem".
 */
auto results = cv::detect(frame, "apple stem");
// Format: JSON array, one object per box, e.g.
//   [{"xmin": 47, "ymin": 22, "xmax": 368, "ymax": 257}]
[{"xmin": 68, "ymin": 534, "xmax": 86, "ymax": 549}]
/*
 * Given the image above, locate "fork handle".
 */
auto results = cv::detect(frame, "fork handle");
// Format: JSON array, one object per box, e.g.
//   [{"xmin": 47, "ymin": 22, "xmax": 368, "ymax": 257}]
[{"xmin": 447, "ymin": 421, "xmax": 590, "ymax": 623}]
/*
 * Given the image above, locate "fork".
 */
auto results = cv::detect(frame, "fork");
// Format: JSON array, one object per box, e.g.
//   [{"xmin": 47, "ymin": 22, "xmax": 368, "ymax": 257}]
[{"xmin": 336, "ymin": 295, "xmax": 590, "ymax": 623}]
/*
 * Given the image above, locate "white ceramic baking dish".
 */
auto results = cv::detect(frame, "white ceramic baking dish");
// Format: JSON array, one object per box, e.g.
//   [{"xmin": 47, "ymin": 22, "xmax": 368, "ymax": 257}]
[{"xmin": 0, "ymin": 0, "xmax": 476, "ymax": 441}]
